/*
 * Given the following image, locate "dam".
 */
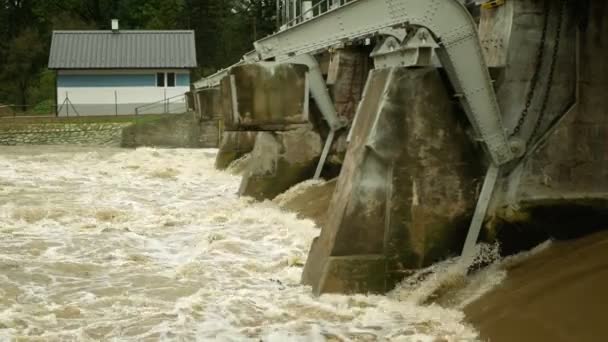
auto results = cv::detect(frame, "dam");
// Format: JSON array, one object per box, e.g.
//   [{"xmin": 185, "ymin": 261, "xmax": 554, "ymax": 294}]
[
  {"xmin": 1, "ymin": 0, "xmax": 607, "ymax": 340},
  {"xmin": 194, "ymin": 0, "xmax": 608, "ymax": 295}
]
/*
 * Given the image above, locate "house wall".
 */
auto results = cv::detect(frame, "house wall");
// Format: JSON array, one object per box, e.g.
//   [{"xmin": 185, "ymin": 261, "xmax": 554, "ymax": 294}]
[{"xmin": 56, "ymin": 69, "xmax": 191, "ymax": 116}]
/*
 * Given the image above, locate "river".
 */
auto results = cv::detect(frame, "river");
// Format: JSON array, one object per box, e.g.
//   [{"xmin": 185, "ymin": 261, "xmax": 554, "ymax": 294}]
[
  {"xmin": 0, "ymin": 146, "xmax": 486, "ymax": 341},
  {"xmin": 3, "ymin": 146, "xmax": 599, "ymax": 341}
]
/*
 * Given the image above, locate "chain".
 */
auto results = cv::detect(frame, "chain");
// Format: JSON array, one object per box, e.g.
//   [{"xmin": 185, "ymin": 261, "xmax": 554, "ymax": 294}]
[
  {"xmin": 509, "ymin": 0, "xmax": 551, "ymax": 138},
  {"xmin": 529, "ymin": 0, "xmax": 566, "ymax": 143}
]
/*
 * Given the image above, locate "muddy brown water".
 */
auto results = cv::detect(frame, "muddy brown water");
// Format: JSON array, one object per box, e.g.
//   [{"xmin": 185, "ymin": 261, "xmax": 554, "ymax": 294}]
[
  {"xmin": 0, "ymin": 146, "xmax": 480, "ymax": 341},
  {"xmin": 464, "ymin": 230, "xmax": 608, "ymax": 342},
  {"xmin": 0, "ymin": 145, "xmax": 605, "ymax": 341}
]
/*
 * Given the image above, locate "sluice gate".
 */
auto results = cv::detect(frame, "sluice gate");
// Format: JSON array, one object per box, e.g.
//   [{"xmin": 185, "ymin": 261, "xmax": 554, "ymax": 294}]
[{"xmin": 193, "ymin": 0, "xmax": 608, "ymax": 294}]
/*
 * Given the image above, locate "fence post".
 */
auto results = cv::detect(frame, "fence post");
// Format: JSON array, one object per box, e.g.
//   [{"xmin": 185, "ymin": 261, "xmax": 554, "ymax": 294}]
[
  {"xmin": 164, "ymin": 89, "xmax": 167, "ymax": 114},
  {"xmin": 115, "ymin": 90, "xmax": 118, "ymax": 116}
]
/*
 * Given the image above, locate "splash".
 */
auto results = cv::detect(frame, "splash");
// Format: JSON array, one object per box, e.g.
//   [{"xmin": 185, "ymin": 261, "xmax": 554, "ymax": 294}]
[
  {"xmin": 273, "ymin": 179, "xmax": 328, "ymax": 208},
  {"xmin": 226, "ymin": 153, "xmax": 251, "ymax": 175}
]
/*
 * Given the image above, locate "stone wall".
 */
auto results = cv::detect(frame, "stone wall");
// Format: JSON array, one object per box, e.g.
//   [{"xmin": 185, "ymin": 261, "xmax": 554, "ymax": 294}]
[
  {"xmin": 0, "ymin": 113, "xmax": 220, "ymax": 148},
  {"xmin": 0, "ymin": 121, "xmax": 132, "ymax": 146}
]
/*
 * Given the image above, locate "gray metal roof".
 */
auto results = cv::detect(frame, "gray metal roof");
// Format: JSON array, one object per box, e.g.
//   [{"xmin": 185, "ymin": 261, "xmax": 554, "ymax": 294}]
[{"xmin": 48, "ymin": 30, "xmax": 197, "ymax": 69}]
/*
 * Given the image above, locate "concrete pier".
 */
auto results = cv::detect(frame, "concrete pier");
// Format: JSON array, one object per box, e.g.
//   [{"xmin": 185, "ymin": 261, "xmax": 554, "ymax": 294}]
[
  {"xmin": 239, "ymin": 126, "xmax": 322, "ymax": 200},
  {"xmin": 214, "ymin": 62, "xmax": 323, "ymax": 199},
  {"xmin": 192, "ymin": 88, "xmax": 224, "ymax": 147},
  {"xmin": 195, "ymin": 88, "xmax": 222, "ymax": 121},
  {"xmin": 302, "ymin": 67, "xmax": 484, "ymax": 294},
  {"xmin": 220, "ymin": 63, "xmax": 310, "ymax": 131},
  {"xmin": 215, "ymin": 131, "xmax": 258, "ymax": 170},
  {"xmin": 215, "ymin": 63, "xmax": 310, "ymax": 171}
]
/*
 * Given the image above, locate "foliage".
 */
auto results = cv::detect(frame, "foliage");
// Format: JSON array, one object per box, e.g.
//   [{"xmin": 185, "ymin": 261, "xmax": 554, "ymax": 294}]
[
  {"xmin": 32, "ymin": 99, "xmax": 54, "ymax": 115},
  {"xmin": 0, "ymin": 28, "xmax": 46, "ymax": 110},
  {"xmin": 0, "ymin": 0, "xmax": 277, "ymax": 111}
]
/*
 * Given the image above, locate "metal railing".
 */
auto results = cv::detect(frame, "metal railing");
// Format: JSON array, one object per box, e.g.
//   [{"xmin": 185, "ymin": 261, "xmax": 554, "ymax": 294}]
[
  {"xmin": 134, "ymin": 93, "xmax": 189, "ymax": 115},
  {"xmin": 279, "ymin": 0, "xmax": 358, "ymax": 29}
]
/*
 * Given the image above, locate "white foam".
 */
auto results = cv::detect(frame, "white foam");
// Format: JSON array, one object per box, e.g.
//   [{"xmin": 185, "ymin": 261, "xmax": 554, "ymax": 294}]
[
  {"xmin": 0, "ymin": 146, "xmax": 481, "ymax": 341},
  {"xmin": 272, "ymin": 179, "xmax": 327, "ymax": 207}
]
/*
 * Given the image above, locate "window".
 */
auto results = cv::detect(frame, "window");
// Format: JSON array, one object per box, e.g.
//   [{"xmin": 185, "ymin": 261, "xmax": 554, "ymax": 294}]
[
  {"xmin": 167, "ymin": 72, "xmax": 175, "ymax": 87},
  {"xmin": 156, "ymin": 73, "xmax": 165, "ymax": 87}
]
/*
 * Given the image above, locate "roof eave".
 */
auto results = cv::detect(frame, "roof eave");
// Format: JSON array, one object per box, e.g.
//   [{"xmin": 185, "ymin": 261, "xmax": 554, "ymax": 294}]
[{"xmin": 49, "ymin": 66, "xmax": 197, "ymax": 70}]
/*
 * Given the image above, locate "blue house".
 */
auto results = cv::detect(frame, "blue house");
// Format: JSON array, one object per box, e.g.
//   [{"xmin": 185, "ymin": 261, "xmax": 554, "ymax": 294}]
[{"xmin": 48, "ymin": 20, "xmax": 197, "ymax": 116}]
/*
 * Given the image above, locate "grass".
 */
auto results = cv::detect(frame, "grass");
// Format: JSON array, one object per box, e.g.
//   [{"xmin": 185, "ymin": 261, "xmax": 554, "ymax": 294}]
[{"xmin": 32, "ymin": 100, "xmax": 54, "ymax": 115}]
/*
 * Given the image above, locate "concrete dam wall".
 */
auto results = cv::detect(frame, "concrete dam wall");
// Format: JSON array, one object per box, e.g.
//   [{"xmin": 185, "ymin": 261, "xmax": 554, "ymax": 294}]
[{"xmin": 197, "ymin": 0, "xmax": 608, "ymax": 295}]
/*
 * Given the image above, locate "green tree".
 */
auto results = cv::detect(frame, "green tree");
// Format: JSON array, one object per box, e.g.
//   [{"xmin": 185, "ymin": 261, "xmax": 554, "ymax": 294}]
[
  {"xmin": 183, "ymin": 0, "xmax": 276, "ymax": 74},
  {"xmin": 119, "ymin": 0, "xmax": 185, "ymax": 29},
  {"xmin": 0, "ymin": 28, "xmax": 45, "ymax": 110},
  {"xmin": 0, "ymin": 0, "xmax": 278, "ymax": 108}
]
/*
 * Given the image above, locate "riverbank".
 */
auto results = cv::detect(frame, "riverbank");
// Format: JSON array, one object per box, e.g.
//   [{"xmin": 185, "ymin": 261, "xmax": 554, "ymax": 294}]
[
  {"xmin": 464, "ymin": 230, "xmax": 608, "ymax": 342},
  {"xmin": 0, "ymin": 115, "xmax": 167, "ymax": 147},
  {"xmin": 0, "ymin": 113, "xmax": 220, "ymax": 148}
]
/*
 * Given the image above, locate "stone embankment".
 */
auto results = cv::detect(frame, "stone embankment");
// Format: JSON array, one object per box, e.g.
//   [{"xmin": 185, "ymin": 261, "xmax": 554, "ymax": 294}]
[
  {"xmin": 0, "ymin": 113, "xmax": 221, "ymax": 148},
  {"xmin": 0, "ymin": 122, "xmax": 130, "ymax": 146}
]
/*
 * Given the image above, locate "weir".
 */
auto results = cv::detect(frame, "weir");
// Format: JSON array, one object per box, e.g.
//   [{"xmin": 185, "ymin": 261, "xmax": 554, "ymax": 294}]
[{"xmin": 194, "ymin": 0, "xmax": 608, "ymax": 294}]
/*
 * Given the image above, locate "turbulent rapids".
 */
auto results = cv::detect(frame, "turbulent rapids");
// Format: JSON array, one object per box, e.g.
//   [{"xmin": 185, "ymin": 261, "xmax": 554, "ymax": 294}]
[
  {"xmin": 1, "ymin": 146, "xmax": 605, "ymax": 341},
  {"xmin": 0, "ymin": 146, "xmax": 485, "ymax": 341}
]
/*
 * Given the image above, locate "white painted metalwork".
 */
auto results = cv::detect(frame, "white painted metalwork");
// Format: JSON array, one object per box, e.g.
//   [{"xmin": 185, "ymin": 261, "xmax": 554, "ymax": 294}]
[
  {"xmin": 255, "ymin": 0, "xmax": 514, "ymax": 165},
  {"xmin": 229, "ymin": 75, "xmax": 240, "ymax": 125},
  {"xmin": 303, "ymin": 72, "xmax": 310, "ymax": 121},
  {"xmin": 370, "ymin": 28, "xmax": 440, "ymax": 68},
  {"xmin": 314, "ymin": 130, "xmax": 336, "ymax": 179},
  {"xmin": 460, "ymin": 164, "xmax": 500, "ymax": 263},
  {"xmin": 286, "ymin": 54, "xmax": 343, "ymax": 131},
  {"xmin": 279, "ymin": 0, "xmax": 356, "ymax": 29},
  {"xmin": 196, "ymin": 0, "xmax": 515, "ymax": 165}
]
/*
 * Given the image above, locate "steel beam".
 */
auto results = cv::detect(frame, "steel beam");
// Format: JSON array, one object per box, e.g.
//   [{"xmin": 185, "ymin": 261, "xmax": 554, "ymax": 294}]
[
  {"xmin": 286, "ymin": 54, "xmax": 343, "ymax": 131},
  {"xmin": 460, "ymin": 164, "xmax": 500, "ymax": 264},
  {"xmin": 254, "ymin": 0, "xmax": 515, "ymax": 165}
]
